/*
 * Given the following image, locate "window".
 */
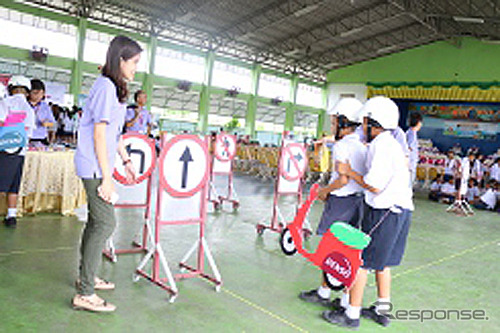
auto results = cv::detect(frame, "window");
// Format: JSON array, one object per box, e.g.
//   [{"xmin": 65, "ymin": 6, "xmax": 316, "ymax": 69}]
[
  {"xmin": 212, "ymin": 61, "xmax": 251, "ymax": 93},
  {"xmin": 258, "ymin": 73, "xmax": 291, "ymax": 101},
  {"xmin": 0, "ymin": 8, "xmax": 77, "ymax": 59},
  {"xmin": 155, "ymin": 47, "xmax": 205, "ymax": 83},
  {"xmin": 296, "ymin": 83, "xmax": 323, "ymax": 108},
  {"xmin": 84, "ymin": 30, "xmax": 147, "ymax": 71}
]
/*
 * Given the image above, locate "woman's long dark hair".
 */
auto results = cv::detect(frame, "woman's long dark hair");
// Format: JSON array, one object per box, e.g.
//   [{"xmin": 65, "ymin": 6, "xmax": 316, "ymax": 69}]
[{"xmin": 102, "ymin": 35, "xmax": 142, "ymax": 103}]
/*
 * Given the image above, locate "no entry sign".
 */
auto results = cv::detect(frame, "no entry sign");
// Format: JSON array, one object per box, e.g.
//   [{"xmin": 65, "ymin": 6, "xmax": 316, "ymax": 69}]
[
  {"xmin": 280, "ymin": 143, "xmax": 307, "ymax": 181},
  {"xmin": 159, "ymin": 134, "xmax": 209, "ymax": 198},
  {"xmin": 214, "ymin": 133, "xmax": 237, "ymax": 162},
  {"xmin": 114, "ymin": 134, "xmax": 156, "ymax": 185}
]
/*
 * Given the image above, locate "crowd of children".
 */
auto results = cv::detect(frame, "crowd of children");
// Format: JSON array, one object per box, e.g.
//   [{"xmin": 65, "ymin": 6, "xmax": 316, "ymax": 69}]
[{"xmin": 428, "ymin": 151, "xmax": 500, "ymax": 212}]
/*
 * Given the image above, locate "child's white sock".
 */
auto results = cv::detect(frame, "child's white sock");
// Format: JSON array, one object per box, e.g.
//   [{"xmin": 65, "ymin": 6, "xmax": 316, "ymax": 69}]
[
  {"xmin": 317, "ymin": 286, "xmax": 331, "ymax": 299},
  {"xmin": 7, "ymin": 208, "xmax": 17, "ymax": 218},
  {"xmin": 346, "ymin": 305, "xmax": 361, "ymax": 320},
  {"xmin": 340, "ymin": 292, "xmax": 350, "ymax": 309},
  {"xmin": 375, "ymin": 297, "xmax": 391, "ymax": 315}
]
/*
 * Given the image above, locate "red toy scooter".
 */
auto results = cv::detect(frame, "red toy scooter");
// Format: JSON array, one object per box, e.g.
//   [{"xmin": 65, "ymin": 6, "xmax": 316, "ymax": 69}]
[{"xmin": 280, "ymin": 184, "xmax": 371, "ymax": 290}]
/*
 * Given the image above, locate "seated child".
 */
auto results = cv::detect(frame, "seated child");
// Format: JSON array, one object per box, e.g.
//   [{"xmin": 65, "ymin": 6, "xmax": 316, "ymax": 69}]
[
  {"xmin": 439, "ymin": 178, "xmax": 456, "ymax": 204},
  {"xmin": 474, "ymin": 180, "xmax": 498, "ymax": 211},
  {"xmin": 465, "ymin": 178, "xmax": 480, "ymax": 204},
  {"xmin": 428, "ymin": 176, "xmax": 443, "ymax": 202}
]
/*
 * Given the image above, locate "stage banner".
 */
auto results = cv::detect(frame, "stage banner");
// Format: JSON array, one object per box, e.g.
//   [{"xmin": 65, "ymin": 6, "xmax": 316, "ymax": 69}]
[
  {"xmin": 409, "ymin": 102, "xmax": 500, "ymax": 122},
  {"xmin": 443, "ymin": 121, "xmax": 497, "ymax": 141}
]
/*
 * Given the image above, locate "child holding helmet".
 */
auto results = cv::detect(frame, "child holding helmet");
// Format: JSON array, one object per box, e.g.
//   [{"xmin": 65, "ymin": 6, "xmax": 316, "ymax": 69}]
[
  {"xmin": 323, "ymin": 96, "xmax": 414, "ymax": 328},
  {"xmin": 0, "ymin": 76, "xmax": 35, "ymax": 228},
  {"xmin": 299, "ymin": 97, "xmax": 367, "ymax": 309}
]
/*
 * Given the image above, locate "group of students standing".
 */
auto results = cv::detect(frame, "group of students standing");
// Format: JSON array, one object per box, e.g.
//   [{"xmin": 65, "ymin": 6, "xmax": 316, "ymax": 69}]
[{"xmin": 299, "ymin": 96, "xmax": 419, "ymax": 328}]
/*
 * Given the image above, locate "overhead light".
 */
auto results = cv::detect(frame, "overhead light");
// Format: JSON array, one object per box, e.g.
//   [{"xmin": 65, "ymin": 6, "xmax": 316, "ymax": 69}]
[
  {"xmin": 480, "ymin": 38, "xmax": 500, "ymax": 44},
  {"xmin": 294, "ymin": 4, "xmax": 319, "ymax": 17},
  {"xmin": 323, "ymin": 62, "xmax": 340, "ymax": 69},
  {"xmin": 453, "ymin": 16, "xmax": 485, "ymax": 24},
  {"xmin": 377, "ymin": 45, "xmax": 397, "ymax": 53},
  {"xmin": 177, "ymin": 12, "xmax": 196, "ymax": 23},
  {"xmin": 283, "ymin": 48, "xmax": 303, "ymax": 56},
  {"xmin": 238, "ymin": 32, "xmax": 256, "ymax": 40},
  {"xmin": 340, "ymin": 27, "xmax": 364, "ymax": 38}
]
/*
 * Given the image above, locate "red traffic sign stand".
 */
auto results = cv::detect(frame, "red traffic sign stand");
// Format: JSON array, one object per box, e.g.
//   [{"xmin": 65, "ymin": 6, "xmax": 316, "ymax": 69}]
[
  {"xmin": 208, "ymin": 133, "xmax": 239, "ymax": 211},
  {"xmin": 134, "ymin": 134, "xmax": 222, "ymax": 302},
  {"xmin": 104, "ymin": 134, "xmax": 156, "ymax": 262},
  {"xmin": 256, "ymin": 139, "xmax": 311, "ymax": 238}
]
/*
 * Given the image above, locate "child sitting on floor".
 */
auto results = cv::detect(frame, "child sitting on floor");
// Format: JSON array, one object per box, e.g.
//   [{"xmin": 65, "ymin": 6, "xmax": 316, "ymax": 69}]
[
  {"xmin": 474, "ymin": 180, "xmax": 498, "ymax": 211},
  {"xmin": 465, "ymin": 178, "xmax": 480, "ymax": 204},
  {"xmin": 439, "ymin": 178, "xmax": 456, "ymax": 204},
  {"xmin": 428, "ymin": 175, "xmax": 443, "ymax": 202}
]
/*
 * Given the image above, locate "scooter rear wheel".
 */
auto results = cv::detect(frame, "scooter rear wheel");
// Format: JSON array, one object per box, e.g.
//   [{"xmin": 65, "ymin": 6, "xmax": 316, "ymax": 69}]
[
  {"xmin": 280, "ymin": 228, "xmax": 297, "ymax": 256},
  {"xmin": 323, "ymin": 271, "xmax": 345, "ymax": 291}
]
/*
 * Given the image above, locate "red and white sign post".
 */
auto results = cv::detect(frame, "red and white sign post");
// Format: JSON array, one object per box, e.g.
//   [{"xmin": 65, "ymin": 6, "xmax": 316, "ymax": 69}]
[
  {"xmin": 135, "ymin": 134, "xmax": 222, "ymax": 302},
  {"xmin": 208, "ymin": 133, "xmax": 239, "ymax": 210},
  {"xmin": 104, "ymin": 134, "xmax": 156, "ymax": 262},
  {"xmin": 256, "ymin": 139, "xmax": 311, "ymax": 237}
]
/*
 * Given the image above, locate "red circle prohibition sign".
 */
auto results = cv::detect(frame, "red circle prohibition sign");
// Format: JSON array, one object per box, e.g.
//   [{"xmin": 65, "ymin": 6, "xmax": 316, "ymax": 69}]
[
  {"xmin": 159, "ymin": 134, "xmax": 209, "ymax": 198},
  {"xmin": 280, "ymin": 143, "xmax": 306, "ymax": 181},
  {"xmin": 214, "ymin": 134, "xmax": 236, "ymax": 162},
  {"xmin": 113, "ymin": 134, "xmax": 156, "ymax": 185}
]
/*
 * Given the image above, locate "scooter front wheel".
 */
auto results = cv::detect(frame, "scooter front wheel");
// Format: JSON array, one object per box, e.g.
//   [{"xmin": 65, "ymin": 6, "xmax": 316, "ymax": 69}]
[
  {"xmin": 323, "ymin": 271, "xmax": 345, "ymax": 291},
  {"xmin": 280, "ymin": 228, "xmax": 297, "ymax": 256}
]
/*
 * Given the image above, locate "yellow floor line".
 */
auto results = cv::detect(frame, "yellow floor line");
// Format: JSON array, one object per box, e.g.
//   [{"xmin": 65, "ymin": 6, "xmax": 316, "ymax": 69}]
[
  {"xmin": 221, "ymin": 287, "xmax": 309, "ymax": 333},
  {"xmin": 368, "ymin": 238, "xmax": 500, "ymax": 287}
]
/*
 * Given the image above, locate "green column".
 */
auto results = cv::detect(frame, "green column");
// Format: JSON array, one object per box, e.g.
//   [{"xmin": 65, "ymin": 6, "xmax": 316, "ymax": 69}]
[
  {"xmin": 197, "ymin": 51, "xmax": 215, "ymax": 134},
  {"xmin": 316, "ymin": 84, "xmax": 328, "ymax": 138},
  {"xmin": 284, "ymin": 75, "xmax": 298, "ymax": 132},
  {"xmin": 142, "ymin": 34, "xmax": 157, "ymax": 111},
  {"xmin": 245, "ymin": 63, "xmax": 261, "ymax": 138},
  {"xmin": 70, "ymin": 17, "xmax": 87, "ymax": 105}
]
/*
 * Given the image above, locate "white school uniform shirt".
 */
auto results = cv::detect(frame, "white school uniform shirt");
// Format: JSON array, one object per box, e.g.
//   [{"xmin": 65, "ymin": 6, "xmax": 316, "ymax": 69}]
[
  {"xmin": 444, "ymin": 158, "xmax": 458, "ymax": 175},
  {"xmin": 490, "ymin": 164, "xmax": 500, "ymax": 182},
  {"xmin": 480, "ymin": 189, "xmax": 497, "ymax": 209},
  {"xmin": 472, "ymin": 160, "xmax": 483, "ymax": 179},
  {"xmin": 466, "ymin": 186, "xmax": 479, "ymax": 202},
  {"xmin": 363, "ymin": 131, "xmax": 414, "ymax": 211},
  {"xmin": 329, "ymin": 132, "xmax": 367, "ymax": 196},
  {"xmin": 440, "ymin": 183, "xmax": 456, "ymax": 195},
  {"xmin": 430, "ymin": 181, "xmax": 441, "ymax": 192}
]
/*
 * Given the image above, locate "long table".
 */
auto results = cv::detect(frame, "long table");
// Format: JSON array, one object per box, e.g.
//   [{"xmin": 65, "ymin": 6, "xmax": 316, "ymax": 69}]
[{"xmin": 0, "ymin": 150, "xmax": 86, "ymax": 216}]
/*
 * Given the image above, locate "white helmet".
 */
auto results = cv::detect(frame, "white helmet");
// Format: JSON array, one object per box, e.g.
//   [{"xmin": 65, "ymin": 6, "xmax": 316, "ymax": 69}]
[
  {"xmin": 360, "ymin": 96, "xmax": 399, "ymax": 130},
  {"xmin": 327, "ymin": 97, "xmax": 363, "ymax": 122},
  {"xmin": 8, "ymin": 75, "xmax": 31, "ymax": 91}
]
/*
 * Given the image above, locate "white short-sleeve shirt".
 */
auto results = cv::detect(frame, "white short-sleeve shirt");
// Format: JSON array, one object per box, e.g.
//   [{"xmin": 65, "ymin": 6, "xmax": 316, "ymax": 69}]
[
  {"xmin": 329, "ymin": 133, "xmax": 367, "ymax": 196},
  {"xmin": 363, "ymin": 131, "xmax": 414, "ymax": 210}
]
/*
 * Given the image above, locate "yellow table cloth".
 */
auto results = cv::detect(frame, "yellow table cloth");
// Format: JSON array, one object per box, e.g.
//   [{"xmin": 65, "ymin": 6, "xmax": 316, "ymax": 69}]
[{"xmin": 0, "ymin": 150, "xmax": 86, "ymax": 216}]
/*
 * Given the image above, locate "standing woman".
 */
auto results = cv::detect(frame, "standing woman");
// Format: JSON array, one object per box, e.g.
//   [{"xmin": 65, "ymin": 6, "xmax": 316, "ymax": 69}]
[{"xmin": 73, "ymin": 36, "xmax": 142, "ymax": 312}]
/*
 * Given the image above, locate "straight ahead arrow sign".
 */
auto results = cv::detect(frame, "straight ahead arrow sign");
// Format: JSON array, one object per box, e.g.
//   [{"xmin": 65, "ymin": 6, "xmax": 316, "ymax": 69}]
[{"xmin": 179, "ymin": 146, "xmax": 193, "ymax": 189}]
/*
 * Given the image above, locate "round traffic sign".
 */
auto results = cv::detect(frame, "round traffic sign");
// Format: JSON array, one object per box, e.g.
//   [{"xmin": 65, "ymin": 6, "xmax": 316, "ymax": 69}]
[
  {"xmin": 280, "ymin": 143, "xmax": 307, "ymax": 181},
  {"xmin": 113, "ymin": 134, "xmax": 156, "ymax": 185},
  {"xmin": 214, "ymin": 134, "xmax": 237, "ymax": 162},
  {"xmin": 159, "ymin": 134, "xmax": 209, "ymax": 198}
]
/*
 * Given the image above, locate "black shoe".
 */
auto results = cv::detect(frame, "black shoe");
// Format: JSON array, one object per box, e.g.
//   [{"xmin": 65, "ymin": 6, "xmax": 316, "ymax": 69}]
[
  {"xmin": 361, "ymin": 306, "xmax": 391, "ymax": 327},
  {"xmin": 322, "ymin": 309, "xmax": 360, "ymax": 329},
  {"xmin": 298, "ymin": 289, "xmax": 331, "ymax": 307},
  {"xmin": 3, "ymin": 217, "xmax": 17, "ymax": 228}
]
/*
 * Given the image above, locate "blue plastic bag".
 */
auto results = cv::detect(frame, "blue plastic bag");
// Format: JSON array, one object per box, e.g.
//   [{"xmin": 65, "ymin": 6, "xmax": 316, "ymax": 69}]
[{"xmin": 0, "ymin": 123, "xmax": 27, "ymax": 151}]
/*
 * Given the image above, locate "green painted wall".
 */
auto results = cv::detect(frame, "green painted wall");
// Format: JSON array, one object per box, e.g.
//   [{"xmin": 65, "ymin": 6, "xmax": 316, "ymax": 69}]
[{"xmin": 327, "ymin": 37, "xmax": 500, "ymax": 84}]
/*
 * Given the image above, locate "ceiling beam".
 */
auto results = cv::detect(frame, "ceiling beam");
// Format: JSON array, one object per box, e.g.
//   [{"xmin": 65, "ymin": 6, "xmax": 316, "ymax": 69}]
[
  {"xmin": 271, "ymin": 1, "xmax": 401, "ymax": 53},
  {"xmin": 215, "ymin": 0, "xmax": 326, "ymax": 41}
]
